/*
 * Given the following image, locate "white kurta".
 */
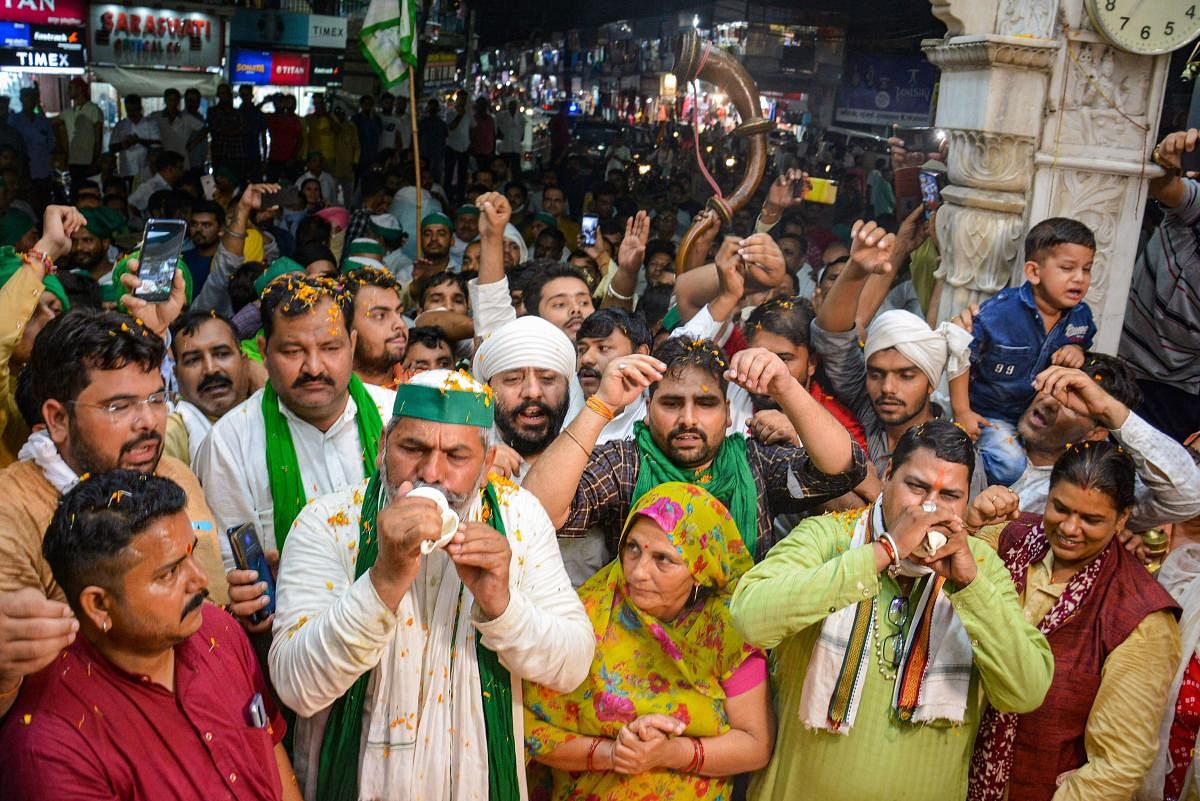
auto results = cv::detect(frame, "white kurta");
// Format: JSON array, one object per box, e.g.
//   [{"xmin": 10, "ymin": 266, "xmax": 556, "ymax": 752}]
[
  {"xmin": 269, "ymin": 478, "xmax": 593, "ymax": 801},
  {"xmin": 175, "ymin": 400, "xmax": 214, "ymax": 466},
  {"xmin": 194, "ymin": 383, "xmax": 395, "ymax": 566}
]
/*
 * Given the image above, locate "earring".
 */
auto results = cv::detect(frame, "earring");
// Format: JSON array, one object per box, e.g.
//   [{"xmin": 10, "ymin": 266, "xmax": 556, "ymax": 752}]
[
  {"xmin": 102, "ymin": 620, "xmax": 110, "ymax": 633},
  {"xmin": 689, "ymin": 584, "xmax": 700, "ymax": 607}
]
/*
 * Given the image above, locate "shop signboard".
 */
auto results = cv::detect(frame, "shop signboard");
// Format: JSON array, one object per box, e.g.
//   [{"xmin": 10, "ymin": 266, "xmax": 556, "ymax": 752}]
[
  {"xmin": 89, "ymin": 4, "xmax": 220, "ymax": 70},
  {"xmin": 0, "ymin": 43, "xmax": 83, "ymax": 72},
  {"xmin": 231, "ymin": 47, "xmax": 341, "ymax": 87},
  {"xmin": 230, "ymin": 10, "xmax": 346, "ymax": 50},
  {"xmin": 835, "ymin": 53, "xmax": 937, "ymax": 127},
  {"xmin": 0, "ymin": 0, "xmax": 86, "ymax": 28}
]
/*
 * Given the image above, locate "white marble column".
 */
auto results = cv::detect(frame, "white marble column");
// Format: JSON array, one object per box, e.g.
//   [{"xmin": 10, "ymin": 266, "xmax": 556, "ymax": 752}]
[{"xmin": 924, "ymin": 0, "xmax": 1168, "ymax": 353}]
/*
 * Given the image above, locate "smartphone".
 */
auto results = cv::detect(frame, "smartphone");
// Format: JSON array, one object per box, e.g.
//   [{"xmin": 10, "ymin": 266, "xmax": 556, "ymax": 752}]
[
  {"xmin": 918, "ymin": 169, "xmax": 946, "ymax": 219},
  {"xmin": 260, "ymin": 186, "xmax": 300, "ymax": 209},
  {"xmin": 800, "ymin": 177, "xmax": 838, "ymax": 205},
  {"xmin": 893, "ymin": 166, "xmax": 922, "ymax": 218},
  {"xmin": 580, "ymin": 214, "xmax": 599, "ymax": 247},
  {"xmin": 226, "ymin": 523, "xmax": 276, "ymax": 624},
  {"xmin": 893, "ymin": 125, "xmax": 941, "ymax": 155},
  {"xmin": 134, "ymin": 218, "xmax": 187, "ymax": 303},
  {"xmin": 200, "ymin": 173, "xmax": 216, "ymax": 200}
]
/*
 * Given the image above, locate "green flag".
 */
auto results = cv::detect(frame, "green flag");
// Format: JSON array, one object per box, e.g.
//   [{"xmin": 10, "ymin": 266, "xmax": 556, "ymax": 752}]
[{"xmin": 360, "ymin": 0, "xmax": 419, "ymax": 90}]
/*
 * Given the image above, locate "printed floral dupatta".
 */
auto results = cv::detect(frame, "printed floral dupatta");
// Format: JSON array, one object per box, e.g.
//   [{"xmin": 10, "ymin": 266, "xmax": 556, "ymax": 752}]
[{"xmin": 524, "ymin": 482, "xmax": 759, "ymax": 801}]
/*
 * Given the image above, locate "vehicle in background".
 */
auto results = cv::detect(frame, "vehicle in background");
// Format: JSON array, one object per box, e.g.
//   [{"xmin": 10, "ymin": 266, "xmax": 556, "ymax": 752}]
[{"xmin": 521, "ymin": 109, "xmax": 551, "ymax": 172}]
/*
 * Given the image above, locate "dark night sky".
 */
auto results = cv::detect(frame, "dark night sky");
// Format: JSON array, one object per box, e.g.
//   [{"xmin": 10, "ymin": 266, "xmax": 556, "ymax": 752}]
[{"xmin": 474, "ymin": 0, "xmax": 944, "ymax": 49}]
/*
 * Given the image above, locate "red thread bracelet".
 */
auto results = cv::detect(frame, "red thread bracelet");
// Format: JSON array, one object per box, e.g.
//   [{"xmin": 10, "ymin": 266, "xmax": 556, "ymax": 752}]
[{"xmin": 586, "ymin": 736, "xmax": 603, "ymax": 772}]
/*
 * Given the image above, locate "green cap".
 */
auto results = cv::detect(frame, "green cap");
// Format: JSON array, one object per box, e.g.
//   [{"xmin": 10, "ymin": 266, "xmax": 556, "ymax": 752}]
[
  {"xmin": 533, "ymin": 211, "xmax": 557, "ymax": 228},
  {"xmin": 0, "ymin": 246, "xmax": 70, "ymax": 310},
  {"xmin": 346, "ymin": 238, "xmax": 387, "ymax": 258},
  {"xmin": 79, "ymin": 207, "xmax": 127, "ymax": 240},
  {"xmin": 455, "ymin": 204, "xmax": 480, "ymax": 218},
  {"xmin": 420, "ymin": 212, "xmax": 453, "ymax": 231},
  {"xmin": 392, "ymin": 371, "xmax": 494, "ymax": 428},
  {"xmin": 255, "ymin": 257, "xmax": 305, "ymax": 295},
  {"xmin": 0, "ymin": 208, "xmax": 35, "ymax": 248}
]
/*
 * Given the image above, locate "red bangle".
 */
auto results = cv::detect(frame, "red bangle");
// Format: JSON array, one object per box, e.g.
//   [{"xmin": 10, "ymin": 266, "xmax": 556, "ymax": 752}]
[
  {"xmin": 696, "ymin": 737, "xmax": 705, "ymax": 773},
  {"xmin": 877, "ymin": 536, "xmax": 897, "ymax": 564},
  {"xmin": 21, "ymin": 249, "xmax": 55, "ymax": 276},
  {"xmin": 586, "ymin": 736, "xmax": 603, "ymax": 773}
]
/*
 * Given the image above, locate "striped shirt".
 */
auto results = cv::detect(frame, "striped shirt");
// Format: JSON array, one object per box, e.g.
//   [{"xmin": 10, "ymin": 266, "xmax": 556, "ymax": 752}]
[{"xmin": 1119, "ymin": 179, "xmax": 1200, "ymax": 394}]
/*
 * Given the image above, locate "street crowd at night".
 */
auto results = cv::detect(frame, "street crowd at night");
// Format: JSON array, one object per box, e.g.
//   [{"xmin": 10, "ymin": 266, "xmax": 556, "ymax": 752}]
[{"xmin": 1, "ymin": 0, "xmax": 1200, "ymax": 800}]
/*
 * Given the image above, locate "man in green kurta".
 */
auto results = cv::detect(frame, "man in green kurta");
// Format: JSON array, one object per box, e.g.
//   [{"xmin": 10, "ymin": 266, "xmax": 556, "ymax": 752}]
[{"xmin": 731, "ymin": 420, "xmax": 1053, "ymax": 801}]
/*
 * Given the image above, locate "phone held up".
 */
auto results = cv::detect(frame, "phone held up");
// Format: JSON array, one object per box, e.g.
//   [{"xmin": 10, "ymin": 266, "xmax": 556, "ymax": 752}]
[
  {"xmin": 580, "ymin": 214, "xmax": 599, "ymax": 247},
  {"xmin": 918, "ymin": 168, "xmax": 947, "ymax": 219},
  {"xmin": 133, "ymin": 218, "xmax": 187, "ymax": 304},
  {"xmin": 796, "ymin": 177, "xmax": 838, "ymax": 205},
  {"xmin": 227, "ymin": 523, "xmax": 276, "ymax": 624}
]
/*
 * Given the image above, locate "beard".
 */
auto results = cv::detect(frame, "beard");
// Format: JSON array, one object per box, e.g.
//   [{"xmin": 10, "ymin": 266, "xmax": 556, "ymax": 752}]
[
  {"xmin": 494, "ymin": 397, "xmax": 569, "ymax": 457},
  {"xmin": 381, "ymin": 453, "xmax": 487, "ymax": 517},
  {"xmin": 354, "ymin": 338, "xmax": 403, "ymax": 377},
  {"xmin": 68, "ymin": 414, "xmax": 163, "ymax": 476}
]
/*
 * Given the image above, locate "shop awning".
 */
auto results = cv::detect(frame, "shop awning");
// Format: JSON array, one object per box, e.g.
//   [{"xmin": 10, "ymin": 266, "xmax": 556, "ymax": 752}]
[{"xmin": 89, "ymin": 66, "xmax": 223, "ymax": 97}]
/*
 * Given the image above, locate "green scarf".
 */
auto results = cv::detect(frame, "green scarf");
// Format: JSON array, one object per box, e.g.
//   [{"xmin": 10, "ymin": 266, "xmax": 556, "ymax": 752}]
[
  {"xmin": 316, "ymin": 474, "xmax": 517, "ymax": 801},
  {"xmin": 261, "ymin": 374, "xmax": 383, "ymax": 551},
  {"xmin": 632, "ymin": 420, "xmax": 760, "ymax": 557}
]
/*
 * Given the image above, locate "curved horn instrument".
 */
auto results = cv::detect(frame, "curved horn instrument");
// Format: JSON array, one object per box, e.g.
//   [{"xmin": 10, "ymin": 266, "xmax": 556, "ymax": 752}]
[{"xmin": 672, "ymin": 32, "xmax": 772, "ymax": 274}]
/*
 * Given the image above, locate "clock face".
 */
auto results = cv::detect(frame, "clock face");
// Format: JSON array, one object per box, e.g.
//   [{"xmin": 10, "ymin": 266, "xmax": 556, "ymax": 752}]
[{"xmin": 1086, "ymin": 0, "xmax": 1200, "ymax": 55}]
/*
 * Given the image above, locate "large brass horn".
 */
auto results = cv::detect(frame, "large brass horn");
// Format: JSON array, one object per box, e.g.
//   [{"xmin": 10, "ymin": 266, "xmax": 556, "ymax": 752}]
[{"xmin": 671, "ymin": 31, "xmax": 772, "ymax": 274}]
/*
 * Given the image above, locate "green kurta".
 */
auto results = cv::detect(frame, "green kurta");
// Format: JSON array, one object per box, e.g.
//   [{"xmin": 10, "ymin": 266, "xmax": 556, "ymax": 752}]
[{"xmin": 730, "ymin": 510, "xmax": 1054, "ymax": 801}]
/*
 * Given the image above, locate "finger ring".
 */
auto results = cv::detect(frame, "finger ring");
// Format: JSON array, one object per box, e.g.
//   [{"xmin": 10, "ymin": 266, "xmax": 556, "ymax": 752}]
[
  {"xmin": 921, "ymin": 501, "xmax": 938, "ymax": 513},
  {"xmin": 617, "ymin": 362, "xmax": 627, "ymax": 370}
]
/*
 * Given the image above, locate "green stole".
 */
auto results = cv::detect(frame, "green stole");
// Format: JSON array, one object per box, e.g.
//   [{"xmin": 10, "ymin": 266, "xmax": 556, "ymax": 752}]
[
  {"xmin": 632, "ymin": 420, "xmax": 760, "ymax": 557},
  {"xmin": 316, "ymin": 473, "xmax": 518, "ymax": 801},
  {"xmin": 261, "ymin": 374, "xmax": 383, "ymax": 551}
]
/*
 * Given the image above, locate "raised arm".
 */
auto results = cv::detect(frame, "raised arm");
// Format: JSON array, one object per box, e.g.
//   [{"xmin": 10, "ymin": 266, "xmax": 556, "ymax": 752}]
[
  {"xmin": 522, "ymin": 354, "xmax": 664, "ymax": 528},
  {"xmin": 1149, "ymin": 128, "xmax": 1196, "ymax": 209},
  {"xmin": 601, "ymin": 211, "xmax": 648, "ymax": 311}
]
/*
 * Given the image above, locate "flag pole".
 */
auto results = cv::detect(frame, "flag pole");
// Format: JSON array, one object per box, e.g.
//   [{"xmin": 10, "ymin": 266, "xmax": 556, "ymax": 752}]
[{"xmin": 409, "ymin": 67, "xmax": 422, "ymax": 260}]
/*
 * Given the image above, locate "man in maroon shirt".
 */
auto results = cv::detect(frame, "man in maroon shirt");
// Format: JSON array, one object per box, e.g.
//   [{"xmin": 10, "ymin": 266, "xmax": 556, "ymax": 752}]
[
  {"xmin": 265, "ymin": 94, "xmax": 303, "ymax": 182},
  {"xmin": 0, "ymin": 471, "xmax": 300, "ymax": 801}
]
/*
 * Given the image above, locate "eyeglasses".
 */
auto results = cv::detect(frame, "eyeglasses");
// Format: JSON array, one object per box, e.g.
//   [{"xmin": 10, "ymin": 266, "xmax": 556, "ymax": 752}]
[
  {"xmin": 70, "ymin": 390, "xmax": 177, "ymax": 422},
  {"xmin": 881, "ymin": 595, "xmax": 910, "ymax": 670}
]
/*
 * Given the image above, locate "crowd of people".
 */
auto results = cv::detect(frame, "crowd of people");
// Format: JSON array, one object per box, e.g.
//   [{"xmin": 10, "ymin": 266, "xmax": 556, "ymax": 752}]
[{"xmin": 0, "ymin": 77, "xmax": 1200, "ymax": 801}]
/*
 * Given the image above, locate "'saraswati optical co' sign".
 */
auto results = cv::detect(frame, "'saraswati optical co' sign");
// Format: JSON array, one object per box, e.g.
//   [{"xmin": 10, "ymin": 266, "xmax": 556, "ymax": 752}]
[{"xmin": 89, "ymin": 4, "xmax": 221, "ymax": 70}]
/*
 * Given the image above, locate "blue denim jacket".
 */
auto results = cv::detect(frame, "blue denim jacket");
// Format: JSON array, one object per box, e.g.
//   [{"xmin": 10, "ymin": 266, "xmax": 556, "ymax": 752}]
[{"xmin": 969, "ymin": 282, "xmax": 1095, "ymax": 424}]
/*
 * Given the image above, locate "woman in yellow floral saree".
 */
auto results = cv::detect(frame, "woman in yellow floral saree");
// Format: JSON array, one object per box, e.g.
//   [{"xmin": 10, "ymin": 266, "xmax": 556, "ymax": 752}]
[{"xmin": 524, "ymin": 482, "xmax": 774, "ymax": 801}]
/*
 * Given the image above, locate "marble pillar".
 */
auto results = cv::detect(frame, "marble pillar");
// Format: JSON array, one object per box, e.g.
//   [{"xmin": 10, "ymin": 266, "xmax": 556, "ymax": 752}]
[{"xmin": 924, "ymin": 0, "xmax": 1169, "ymax": 353}]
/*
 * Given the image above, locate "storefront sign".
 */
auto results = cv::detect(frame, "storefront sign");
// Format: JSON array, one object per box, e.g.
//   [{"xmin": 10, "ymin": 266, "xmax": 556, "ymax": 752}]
[
  {"xmin": 307, "ymin": 16, "xmax": 345, "ymax": 49},
  {"xmin": 309, "ymin": 51, "xmax": 343, "ymax": 86},
  {"xmin": 0, "ymin": 21, "xmax": 82, "ymax": 48},
  {"xmin": 0, "ymin": 0, "xmax": 86, "ymax": 27},
  {"xmin": 89, "ymin": 4, "xmax": 220, "ymax": 70},
  {"xmin": 835, "ymin": 53, "xmax": 937, "ymax": 127},
  {"xmin": 231, "ymin": 47, "xmax": 341, "ymax": 87},
  {"xmin": 0, "ymin": 43, "xmax": 83, "ymax": 72},
  {"xmin": 230, "ymin": 10, "xmax": 346, "ymax": 50}
]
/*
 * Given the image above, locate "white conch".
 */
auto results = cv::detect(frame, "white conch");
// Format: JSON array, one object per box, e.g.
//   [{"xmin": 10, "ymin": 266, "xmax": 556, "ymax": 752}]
[
  {"xmin": 921, "ymin": 530, "xmax": 948, "ymax": 557},
  {"xmin": 407, "ymin": 487, "xmax": 461, "ymax": 555}
]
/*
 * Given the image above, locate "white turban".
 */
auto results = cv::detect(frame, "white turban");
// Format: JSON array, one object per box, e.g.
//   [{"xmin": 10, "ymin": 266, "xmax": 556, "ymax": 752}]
[
  {"xmin": 863, "ymin": 309, "xmax": 973, "ymax": 387},
  {"xmin": 503, "ymin": 222, "xmax": 528, "ymax": 265},
  {"xmin": 472, "ymin": 315, "xmax": 576, "ymax": 384}
]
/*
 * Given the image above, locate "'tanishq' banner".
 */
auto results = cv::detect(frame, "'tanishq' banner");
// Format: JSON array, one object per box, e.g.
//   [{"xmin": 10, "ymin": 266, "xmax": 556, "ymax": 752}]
[{"xmin": 835, "ymin": 53, "xmax": 937, "ymax": 127}]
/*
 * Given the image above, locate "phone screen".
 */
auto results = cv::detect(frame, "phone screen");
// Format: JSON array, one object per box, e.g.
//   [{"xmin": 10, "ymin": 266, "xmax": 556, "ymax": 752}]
[
  {"xmin": 801, "ymin": 178, "xmax": 838, "ymax": 205},
  {"xmin": 918, "ymin": 169, "xmax": 943, "ymax": 219},
  {"xmin": 226, "ymin": 523, "xmax": 276, "ymax": 623},
  {"xmin": 894, "ymin": 125, "xmax": 937, "ymax": 155},
  {"xmin": 581, "ymin": 214, "xmax": 599, "ymax": 246},
  {"xmin": 261, "ymin": 186, "xmax": 300, "ymax": 209},
  {"xmin": 134, "ymin": 218, "xmax": 187, "ymax": 303}
]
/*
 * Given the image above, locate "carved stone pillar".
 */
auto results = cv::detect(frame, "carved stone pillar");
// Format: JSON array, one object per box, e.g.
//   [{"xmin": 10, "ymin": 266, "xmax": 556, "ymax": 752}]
[{"xmin": 924, "ymin": 0, "xmax": 1169, "ymax": 353}]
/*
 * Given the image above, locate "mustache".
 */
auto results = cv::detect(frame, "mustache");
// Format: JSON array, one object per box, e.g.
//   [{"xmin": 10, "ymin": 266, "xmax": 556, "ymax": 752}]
[
  {"xmin": 668, "ymin": 426, "xmax": 708, "ymax": 443},
  {"xmin": 577, "ymin": 366, "xmax": 601, "ymax": 382},
  {"xmin": 511, "ymin": 400, "xmax": 554, "ymax": 423},
  {"xmin": 293, "ymin": 373, "xmax": 334, "ymax": 388},
  {"xmin": 197, "ymin": 373, "xmax": 232, "ymax": 393},
  {"xmin": 181, "ymin": 588, "xmax": 209, "ymax": 620},
  {"xmin": 409, "ymin": 480, "xmax": 472, "ymax": 514},
  {"xmin": 120, "ymin": 432, "xmax": 162, "ymax": 456}
]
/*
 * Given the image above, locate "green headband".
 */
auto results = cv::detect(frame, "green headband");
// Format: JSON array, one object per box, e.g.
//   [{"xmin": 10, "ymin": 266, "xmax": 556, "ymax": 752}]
[
  {"xmin": 347, "ymin": 239, "xmax": 387, "ymax": 257},
  {"xmin": 392, "ymin": 381, "xmax": 494, "ymax": 428},
  {"xmin": 421, "ymin": 212, "xmax": 452, "ymax": 231}
]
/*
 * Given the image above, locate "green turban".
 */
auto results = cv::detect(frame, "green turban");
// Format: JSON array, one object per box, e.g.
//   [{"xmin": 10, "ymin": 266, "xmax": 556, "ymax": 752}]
[
  {"xmin": 0, "ymin": 208, "xmax": 35, "ymax": 248},
  {"xmin": 79, "ymin": 207, "xmax": 127, "ymax": 240},
  {"xmin": 0, "ymin": 246, "xmax": 70, "ymax": 310},
  {"xmin": 255, "ymin": 257, "xmax": 305, "ymax": 295},
  {"xmin": 420, "ymin": 212, "xmax": 453, "ymax": 231}
]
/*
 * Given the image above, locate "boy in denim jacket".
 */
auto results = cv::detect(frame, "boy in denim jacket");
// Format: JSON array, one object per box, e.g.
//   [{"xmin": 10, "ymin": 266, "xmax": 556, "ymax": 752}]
[{"xmin": 950, "ymin": 217, "xmax": 1096, "ymax": 485}]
